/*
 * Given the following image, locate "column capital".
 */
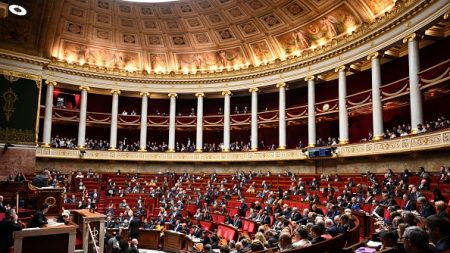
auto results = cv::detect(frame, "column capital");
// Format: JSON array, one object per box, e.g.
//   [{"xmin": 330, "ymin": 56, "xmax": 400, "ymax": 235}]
[
  {"xmin": 402, "ymin": 33, "xmax": 419, "ymax": 43},
  {"xmin": 139, "ymin": 92, "xmax": 149, "ymax": 97},
  {"xmin": 367, "ymin": 52, "xmax": 382, "ymax": 60},
  {"xmin": 110, "ymin": 89, "xmax": 120, "ymax": 95},
  {"xmin": 276, "ymin": 82, "xmax": 287, "ymax": 88},
  {"xmin": 334, "ymin": 66, "xmax": 347, "ymax": 73},
  {"xmin": 195, "ymin": 92, "xmax": 205, "ymax": 97},
  {"xmin": 304, "ymin": 76, "xmax": 315, "ymax": 81},
  {"xmin": 168, "ymin": 93, "xmax": 177, "ymax": 98},
  {"xmin": 80, "ymin": 86, "xmax": 90, "ymax": 91},
  {"xmin": 45, "ymin": 80, "xmax": 57, "ymax": 86},
  {"xmin": 222, "ymin": 90, "xmax": 232, "ymax": 96},
  {"xmin": 249, "ymin": 87, "xmax": 259, "ymax": 93}
]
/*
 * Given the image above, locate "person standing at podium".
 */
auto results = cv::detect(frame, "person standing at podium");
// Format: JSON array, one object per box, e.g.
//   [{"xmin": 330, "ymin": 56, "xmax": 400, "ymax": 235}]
[
  {"xmin": 0, "ymin": 209, "xmax": 22, "ymax": 253},
  {"xmin": 30, "ymin": 204, "xmax": 50, "ymax": 228}
]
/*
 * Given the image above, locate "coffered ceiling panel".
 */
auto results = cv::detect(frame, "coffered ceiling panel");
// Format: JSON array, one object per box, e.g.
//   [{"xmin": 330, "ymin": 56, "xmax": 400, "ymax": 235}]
[{"xmin": 0, "ymin": 0, "xmax": 399, "ymax": 74}]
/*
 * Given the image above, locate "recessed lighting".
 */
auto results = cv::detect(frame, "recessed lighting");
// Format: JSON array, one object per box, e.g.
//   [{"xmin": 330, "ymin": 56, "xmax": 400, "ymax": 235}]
[{"xmin": 9, "ymin": 4, "xmax": 27, "ymax": 16}]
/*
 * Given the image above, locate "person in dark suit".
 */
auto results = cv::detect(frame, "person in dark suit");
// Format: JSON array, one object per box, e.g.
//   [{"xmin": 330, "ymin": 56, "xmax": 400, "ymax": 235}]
[
  {"xmin": 0, "ymin": 209, "xmax": 22, "ymax": 253},
  {"xmin": 238, "ymin": 199, "xmax": 248, "ymax": 217},
  {"xmin": 310, "ymin": 225, "xmax": 326, "ymax": 244},
  {"xmin": 192, "ymin": 225, "xmax": 203, "ymax": 238},
  {"xmin": 260, "ymin": 211, "xmax": 271, "ymax": 225},
  {"xmin": 128, "ymin": 214, "xmax": 142, "ymax": 239},
  {"xmin": 426, "ymin": 215, "xmax": 450, "ymax": 253},
  {"xmin": 31, "ymin": 171, "xmax": 49, "ymax": 188},
  {"xmin": 232, "ymin": 214, "xmax": 242, "ymax": 229},
  {"xmin": 0, "ymin": 196, "xmax": 7, "ymax": 213},
  {"xmin": 402, "ymin": 194, "xmax": 417, "ymax": 211},
  {"xmin": 371, "ymin": 200, "xmax": 385, "ymax": 219},
  {"xmin": 418, "ymin": 197, "xmax": 436, "ymax": 218},
  {"xmin": 30, "ymin": 204, "xmax": 50, "ymax": 228}
]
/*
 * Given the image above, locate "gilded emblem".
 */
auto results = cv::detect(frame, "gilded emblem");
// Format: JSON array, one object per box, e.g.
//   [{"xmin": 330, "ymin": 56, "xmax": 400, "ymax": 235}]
[
  {"xmin": 2, "ymin": 87, "xmax": 18, "ymax": 121},
  {"xmin": 45, "ymin": 196, "xmax": 57, "ymax": 207}
]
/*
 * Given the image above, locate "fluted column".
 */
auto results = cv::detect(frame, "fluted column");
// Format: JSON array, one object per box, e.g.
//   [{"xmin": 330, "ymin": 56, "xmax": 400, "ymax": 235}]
[
  {"xmin": 404, "ymin": 33, "xmax": 423, "ymax": 134},
  {"xmin": 42, "ymin": 80, "xmax": 56, "ymax": 147},
  {"xmin": 336, "ymin": 66, "xmax": 349, "ymax": 144},
  {"xmin": 77, "ymin": 86, "xmax": 89, "ymax": 148},
  {"xmin": 109, "ymin": 90, "xmax": 120, "ymax": 150},
  {"xmin": 167, "ymin": 93, "xmax": 177, "ymax": 152},
  {"xmin": 306, "ymin": 76, "xmax": 316, "ymax": 147},
  {"xmin": 222, "ymin": 91, "xmax": 232, "ymax": 152},
  {"xmin": 368, "ymin": 52, "xmax": 384, "ymax": 140},
  {"xmin": 249, "ymin": 87, "xmax": 259, "ymax": 151},
  {"xmin": 195, "ymin": 92, "xmax": 204, "ymax": 152},
  {"xmin": 277, "ymin": 83, "xmax": 287, "ymax": 149},
  {"xmin": 139, "ymin": 92, "xmax": 149, "ymax": 151}
]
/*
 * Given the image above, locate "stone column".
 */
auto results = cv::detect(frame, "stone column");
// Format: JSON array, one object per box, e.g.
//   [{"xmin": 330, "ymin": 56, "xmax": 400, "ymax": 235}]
[
  {"xmin": 195, "ymin": 92, "xmax": 204, "ymax": 152},
  {"xmin": 77, "ymin": 86, "xmax": 89, "ymax": 148},
  {"xmin": 167, "ymin": 93, "xmax": 177, "ymax": 152},
  {"xmin": 109, "ymin": 90, "xmax": 120, "ymax": 150},
  {"xmin": 336, "ymin": 66, "xmax": 349, "ymax": 144},
  {"xmin": 139, "ymin": 92, "xmax": 149, "ymax": 151},
  {"xmin": 42, "ymin": 80, "xmax": 56, "ymax": 147},
  {"xmin": 249, "ymin": 87, "xmax": 259, "ymax": 151},
  {"xmin": 222, "ymin": 91, "xmax": 232, "ymax": 152},
  {"xmin": 368, "ymin": 52, "xmax": 384, "ymax": 140},
  {"xmin": 404, "ymin": 33, "xmax": 423, "ymax": 134},
  {"xmin": 306, "ymin": 76, "xmax": 316, "ymax": 147},
  {"xmin": 277, "ymin": 83, "xmax": 287, "ymax": 149}
]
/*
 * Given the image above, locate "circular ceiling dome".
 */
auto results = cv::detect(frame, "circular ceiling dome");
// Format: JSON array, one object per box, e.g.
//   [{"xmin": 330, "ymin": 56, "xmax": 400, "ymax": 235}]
[{"xmin": 3, "ymin": 0, "xmax": 396, "ymax": 75}]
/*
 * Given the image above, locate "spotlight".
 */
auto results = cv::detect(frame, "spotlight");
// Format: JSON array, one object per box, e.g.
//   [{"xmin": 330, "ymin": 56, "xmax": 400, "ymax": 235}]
[{"xmin": 9, "ymin": 4, "xmax": 27, "ymax": 16}]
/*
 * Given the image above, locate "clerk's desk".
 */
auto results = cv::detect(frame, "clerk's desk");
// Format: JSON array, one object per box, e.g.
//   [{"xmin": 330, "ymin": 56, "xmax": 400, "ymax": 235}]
[{"xmin": 14, "ymin": 221, "xmax": 78, "ymax": 253}]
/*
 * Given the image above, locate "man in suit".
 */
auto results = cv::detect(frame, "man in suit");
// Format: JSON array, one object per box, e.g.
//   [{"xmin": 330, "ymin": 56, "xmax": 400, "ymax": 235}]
[
  {"xmin": 426, "ymin": 215, "xmax": 450, "ymax": 253},
  {"xmin": 30, "ymin": 203, "xmax": 50, "ymax": 228},
  {"xmin": 130, "ymin": 238, "xmax": 139, "ymax": 253},
  {"xmin": 31, "ymin": 171, "xmax": 50, "ymax": 188},
  {"xmin": 0, "ymin": 209, "xmax": 22, "ymax": 253},
  {"xmin": 310, "ymin": 225, "xmax": 326, "ymax": 244},
  {"xmin": 402, "ymin": 194, "xmax": 417, "ymax": 211},
  {"xmin": 371, "ymin": 200, "xmax": 384, "ymax": 219},
  {"xmin": 232, "ymin": 214, "xmax": 242, "ymax": 229},
  {"xmin": 238, "ymin": 199, "xmax": 248, "ymax": 217},
  {"xmin": 418, "ymin": 196, "xmax": 436, "ymax": 218},
  {"xmin": 0, "ymin": 196, "xmax": 7, "ymax": 213},
  {"xmin": 128, "ymin": 213, "xmax": 142, "ymax": 239}
]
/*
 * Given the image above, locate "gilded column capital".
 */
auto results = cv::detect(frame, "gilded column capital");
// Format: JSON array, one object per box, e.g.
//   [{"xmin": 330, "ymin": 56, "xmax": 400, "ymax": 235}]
[
  {"xmin": 334, "ymin": 66, "xmax": 347, "ymax": 73},
  {"xmin": 139, "ymin": 92, "xmax": 150, "ymax": 97},
  {"xmin": 304, "ymin": 76, "xmax": 315, "ymax": 82},
  {"xmin": 45, "ymin": 80, "xmax": 57, "ymax": 86},
  {"xmin": 168, "ymin": 93, "xmax": 178, "ymax": 98},
  {"xmin": 249, "ymin": 87, "xmax": 259, "ymax": 93},
  {"xmin": 80, "ymin": 86, "xmax": 90, "ymax": 91},
  {"xmin": 276, "ymin": 82, "xmax": 287, "ymax": 88},
  {"xmin": 110, "ymin": 89, "xmax": 120, "ymax": 95},
  {"xmin": 195, "ymin": 92, "xmax": 205, "ymax": 97},
  {"xmin": 367, "ymin": 52, "xmax": 382, "ymax": 60},
  {"xmin": 402, "ymin": 33, "xmax": 418, "ymax": 43},
  {"xmin": 222, "ymin": 91, "xmax": 232, "ymax": 96}
]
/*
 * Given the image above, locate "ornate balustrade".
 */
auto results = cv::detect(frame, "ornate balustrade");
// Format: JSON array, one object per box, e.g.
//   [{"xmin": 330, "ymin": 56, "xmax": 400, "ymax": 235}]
[{"xmin": 36, "ymin": 128, "xmax": 450, "ymax": 162}]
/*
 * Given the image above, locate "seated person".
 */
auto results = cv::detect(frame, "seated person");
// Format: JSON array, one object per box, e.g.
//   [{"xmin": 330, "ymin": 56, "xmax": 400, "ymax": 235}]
[
  {"xmin": 30, "ymin": 204, "xmax": 50, "ymax": 228},
  {"xmin": 0, "ymin": 209, "xmax": 22, "ymax": 253}
]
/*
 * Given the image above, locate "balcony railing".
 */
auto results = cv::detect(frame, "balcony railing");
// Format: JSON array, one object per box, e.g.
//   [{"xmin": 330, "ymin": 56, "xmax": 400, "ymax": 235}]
[{"xmin": 36, "ymin": 128, "xmax": 450, "ymax": 162}]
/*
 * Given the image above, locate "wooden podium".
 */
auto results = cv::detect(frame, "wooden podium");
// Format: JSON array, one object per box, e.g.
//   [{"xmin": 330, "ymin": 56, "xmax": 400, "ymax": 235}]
[
  {"xmin": 36, "ymin": 188, "xmax": 64, "ymax": 216},
  {"xmin": 163, "ymin": 230, "xmax": 187, "ymax": 253},
  {"xmin": 72, "ymin": 209, "xmax": 106, "ymax": 253},
  {"xmin": 14, "ymin": 222, "xmax": 77, "ymax": 253}
]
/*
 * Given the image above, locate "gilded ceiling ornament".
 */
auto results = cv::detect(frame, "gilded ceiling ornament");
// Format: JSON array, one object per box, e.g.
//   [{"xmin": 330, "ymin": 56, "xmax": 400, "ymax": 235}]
[{"xmin": 2, "ymin": 87, "xmax": 18, "ymax": 121}]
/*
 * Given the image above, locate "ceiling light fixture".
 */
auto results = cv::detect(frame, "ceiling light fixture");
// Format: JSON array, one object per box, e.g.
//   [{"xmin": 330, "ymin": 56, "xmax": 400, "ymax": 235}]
[{"xmin": 8, "ymin": 4, "xmax": 27, "ymax": 16}]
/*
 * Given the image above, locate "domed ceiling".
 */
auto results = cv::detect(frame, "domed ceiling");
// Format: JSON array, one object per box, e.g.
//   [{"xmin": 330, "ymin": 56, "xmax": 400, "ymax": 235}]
[{"xmin": 0, "ymin": 0, "xmax": 396, "ymax": 74}]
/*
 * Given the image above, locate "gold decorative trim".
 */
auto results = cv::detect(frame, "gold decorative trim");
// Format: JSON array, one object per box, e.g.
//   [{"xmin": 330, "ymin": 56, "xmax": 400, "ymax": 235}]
[
  {"xmin": 277, "ymin": 146, "xmax": 286, "ymax": 150},
  {"xmin": 307, "ymin": 143, "xmax": 316, "ymax": 148},
  {"xmin": 41, "ymin": 143, "xmax": 51, "ymax": 148},
  {"xmin": 222, "ymin": 91, "xmax": 232, "ymax": 96},
  {"xmin": 108, "ymin": 147, "xmax": 117, "ymax": 151},
  {"xmin": 110, "ymin": 89, "xmax": 120, "ymax": 94},
  {"xmin": 195, "ymin": 149, "xmax": 203, "ymax": 152},
  {"xmin": 304, "ymin": 76, "xmax": 315, "ymax": 81},
  {"xmin": 339, "ymin": 139, "xmax": 349, "ymax": 145},
  {"xmin": 0, "ymin": 69, "xmax": 42, "ymax": 82},
  {"xmin": 138, "ymin": 148, "xmax": 147, "ymax": 152},
  {"xmin": 80, "ymin": 86, "xmax": 90, "ymax": 91},
  {"xmin": 373, "ymin": 135, "xmax": 384, "ymax": 141},
  {"xmin": 402, "ymin": 33, "xmax": 417, "ymax": 43},
  {"xmin": 166, "ymin": 149, "xmax": 175, "ymax": 152},
  {"xmin": 334, "ymin": 66, "xmax": 346, "ymax": 73},
  {"xmin": 45, "ymin": 80, "xmax": 57, "ymax": 86},
  {"xmin": 276, "ymin": 83, "xmax": 287, "ymax": 88},
  {"xmin": 168, "ymin": 93, "xmax": 177, "ymax": 98},
  {"xmin": 139, "ymin": 92, "xmax": 149, "ymax": 97},
  {"xmin": 250, "ymin": 148, "xmax": 258, "ymax": 151},
  {"xmin": 367, "ymin": 52, "xmax": 381, "ymax": 60},
  {"xmin": 195, "ymin": 92, "xmax": 205, "ymax": 97},
  {"xmin": 249, "ymin": 87, "xmax": 259, "ymax": 93}
]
